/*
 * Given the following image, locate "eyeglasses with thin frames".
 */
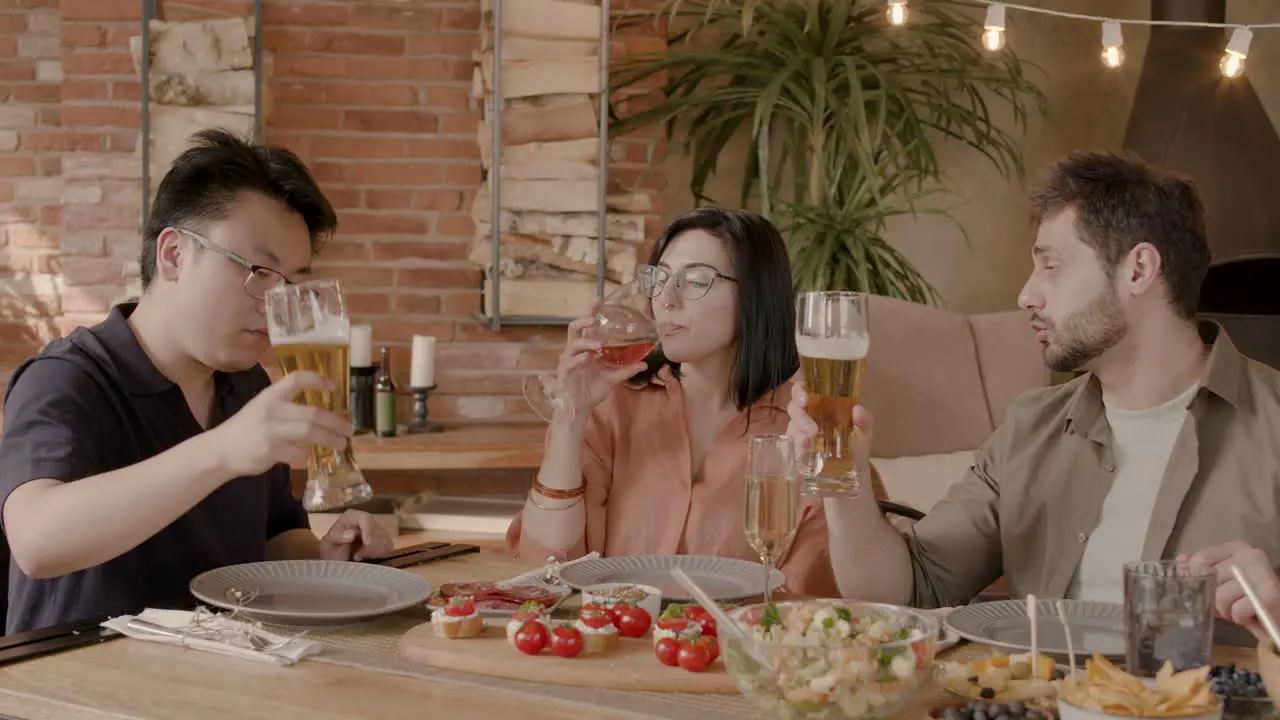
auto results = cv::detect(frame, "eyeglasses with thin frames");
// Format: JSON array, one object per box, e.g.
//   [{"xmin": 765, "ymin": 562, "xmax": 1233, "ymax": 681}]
[
  {"xmin": 174, "ymin": 227, "xmax": 291, "ymax": 300},
  {"xmin": 636, "ymin": 263, "xmax": 737, "ymax": 301}
]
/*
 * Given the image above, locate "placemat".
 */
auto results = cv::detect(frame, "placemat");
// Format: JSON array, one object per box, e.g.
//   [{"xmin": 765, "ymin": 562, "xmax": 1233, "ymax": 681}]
[{"xmin": 297, "ymin": 611, "xmax": 774, "ymax": 719}]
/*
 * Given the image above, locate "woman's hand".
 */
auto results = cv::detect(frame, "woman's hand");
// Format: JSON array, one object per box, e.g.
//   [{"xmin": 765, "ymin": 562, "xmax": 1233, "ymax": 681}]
[{"xmin": 557, "ymin": 300, "xmax": 648, "ymax": 419}]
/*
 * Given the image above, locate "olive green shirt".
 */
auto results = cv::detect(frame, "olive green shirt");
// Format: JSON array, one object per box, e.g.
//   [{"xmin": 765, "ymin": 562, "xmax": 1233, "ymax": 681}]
[{"xmin": 906, "ymin": 322, "xmax": 1280, "ymax": 609}]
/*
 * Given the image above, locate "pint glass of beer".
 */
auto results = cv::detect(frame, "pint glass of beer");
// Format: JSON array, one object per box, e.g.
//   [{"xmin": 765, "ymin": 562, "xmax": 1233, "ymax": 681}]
[
  {"xmin": 265, "ymin": 279, "xmax": 373, "ymax": 512},
  {"xmin": 795, "ymin": 291, "xmax": 868, "ymax": 497}
]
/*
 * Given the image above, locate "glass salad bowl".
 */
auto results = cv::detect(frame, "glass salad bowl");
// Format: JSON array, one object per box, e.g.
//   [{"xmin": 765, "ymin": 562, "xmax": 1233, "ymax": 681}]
[{"xmin": 722, "ymin": 600, "xmax": 941, "ymax": 720}]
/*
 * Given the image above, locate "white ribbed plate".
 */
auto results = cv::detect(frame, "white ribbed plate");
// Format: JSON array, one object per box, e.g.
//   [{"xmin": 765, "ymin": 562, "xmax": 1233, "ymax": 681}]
[
  {"xmin": 945, "ymin": 599, "xmax": 1126, "ymax": 658},
  {"xmin": 189, "ymin": 560, "xmax": 433, "ymax": 627},
  {"xmin": 556, "ymin": 555, "xmax": 785, "ymax": 603}
]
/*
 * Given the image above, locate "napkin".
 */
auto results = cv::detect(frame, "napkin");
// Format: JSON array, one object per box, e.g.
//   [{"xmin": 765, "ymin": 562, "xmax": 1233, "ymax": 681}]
[{"xmin": 101, "ymin": 608, "xmax": 323, "ymax": 666}]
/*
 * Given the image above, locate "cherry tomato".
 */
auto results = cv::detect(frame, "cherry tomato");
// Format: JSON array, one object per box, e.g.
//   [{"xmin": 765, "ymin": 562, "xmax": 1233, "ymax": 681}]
[
  {"xmin": 550, "ymin": 625, "xmax": 584, "ymax": 658},
  {"xmin": 682, "ymin": 606, "xmax": 717, "ymax": 638},
  {"xmin": 654, "ymin": 637, "xmax": 680, "ymax": 667},
  {"xmin": 606, "ymin": 603, "xmax": 626, "ymax": 627},
  {"xmin": 656, "ymin": 617, "xmax": 696, "ymax": 636},
  {"xmin": 444, "ymin": 598, "xmax": 476, "ymax": 617},
  {"xmin": 514, "ymin": 619, "xmax": 549, "ymax": 655},
  {"xmin": 579, "ymin": 604, "xmax": 614, "ymax": 631},
  {"xmin": 615, "ymin": 605, "xmax": 652, "ymax": 638},
  {"xmin": 677, "ymin": 636, "xmax": 715, "ymax": 672}
]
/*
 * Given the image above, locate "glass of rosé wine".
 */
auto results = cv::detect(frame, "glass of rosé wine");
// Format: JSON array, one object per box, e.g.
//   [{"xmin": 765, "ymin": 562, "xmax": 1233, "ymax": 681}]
[{"xmin": 522, "ymin": 280, "xmax": 660, "ymax": 423}]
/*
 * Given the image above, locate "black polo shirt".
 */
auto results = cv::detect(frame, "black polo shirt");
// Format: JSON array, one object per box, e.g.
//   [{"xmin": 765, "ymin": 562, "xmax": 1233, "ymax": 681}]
[{"xmin": 0, "ymin": 302, "xmax": 310, "ymax": 634}]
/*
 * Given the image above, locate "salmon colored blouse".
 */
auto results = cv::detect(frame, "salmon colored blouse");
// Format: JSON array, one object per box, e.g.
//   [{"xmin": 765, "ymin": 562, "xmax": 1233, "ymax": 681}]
[{"xmin": 505, "ymin": 366, "xmax": 840, "ymax": 598}]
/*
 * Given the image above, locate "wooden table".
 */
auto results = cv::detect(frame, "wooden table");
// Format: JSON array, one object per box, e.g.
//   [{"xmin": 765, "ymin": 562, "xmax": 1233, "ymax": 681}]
[
  {"xmin": 0, "ymin": 538, "xmax": 1262, "ymax": 720},
  {"xmin": 290, "ymin": 425, "xmax": 547, "ymax": 472}
]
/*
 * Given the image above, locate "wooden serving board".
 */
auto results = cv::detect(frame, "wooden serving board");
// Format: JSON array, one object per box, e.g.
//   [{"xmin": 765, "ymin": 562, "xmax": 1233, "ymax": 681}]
[{"xmin": 397, "ymin": 621, "xmax": 740, "ymax": 693}]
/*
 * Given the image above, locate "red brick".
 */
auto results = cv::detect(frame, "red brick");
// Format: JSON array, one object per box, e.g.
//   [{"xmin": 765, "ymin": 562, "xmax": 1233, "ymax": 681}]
[
  {"xmin": 0, "ymin": 37, "xmax": 17, "ymax": 58},
  {"xmin": 405, "ymin": 34, "xmax": 477, "ymax": 57},
  {"xmin": 365, "ymin": 189, "xmax": 413, "ymax": 210},
  {"xmin": 110, "ymin": 81, "xmax": 140, "ymax": 102},
  {"xmin": 348, "ymin": 6, "xmax": 439, "ymax": 31},
  {"xmin": 62, "ymin": 50, "xmax": 135, "ymax": 75},
  {"xmin": 63, "ymin": 204, "xmax": 138, "ymax": 231},
  {"xmin": 12, "ymin": 84, "xmax": 58, "ymax": 104},
  {"xmin": 345, "ymin": 292, "xmax": 391, "ymax": 315},
  {"xmin": 316, "ymin": 239, "xmax": 369, "ymax": 262},
  {"xmin": 442, "ymin": 292, "xmax": 482, "ymax": 317},
  {"xmin": 392, "ymin": 293, "xmax": 441, "ymax": 314},
  {"xmin": 308, "ymin": 161, "xmax": 347, "ymax": 184},
  {"xmin": 396, "ymin": 267, "xmax": 481, "ymax": 289},
  {"xmin": 275, "ymin": 55, "xmax": 348, "ymax": 79},
  {"xmin": 435, "ymin": 213, "xmax": 474, "ymax": 237},
  {"xmin": 441, "ymin": 7, "xmax": 481, "ymax": 31},
  {"xmin": 344, "ymin": 110, "xmax": 438, "ymax": 134},
  {"xmin": 162, "ymin": 1, "xmax": 250, "ymax": 21},
  {"xmin": 309, "ymin": 31, "xmax": 405, "ymax": 56},
  {"xmin": 272, "ymin": 81, "xmax": 325, "ymax": 105},
  {"xmin": 436, "ymin": 344, "xmax": 522, "ymax": 370},
  {"xmin": 262, "ymin": 4, "xmax": 349, "ymax": 27},
  {"xmin": 61, "ymin": 105, "xmax": 139, "ymax": 128},
  {"xmin": 436, "ymin": 372, "xmax": 524, "ymax": 396},
  {"xmin": 339, "ymin": 212, "xmax": 428, "ymax": 235},
  {"xmin": 454, "ymin": 322, "xmax": 561, "ymax": 344},
  {"xmin": 347, "ymin": 57, "xmax": 442, "ymax": 81},
  {"xmin": 269, "ymin": 106, "xmax": 342, "ymax": 130},
  {"xmin": 0, "ymin": 156, "xmax": 36, "ymax": 175},
  {"xmin": 0, "ymin": 60, "xmax": 35, "ymax": 81},
  {"xmin": 408, "ymin": 138, "xmax": 478, "ymax": 160},
  {"xmin": 59, "ymin": 256, "xmax": 126, "ymax": 285},
  {"xmin": 422, "ymin": 86, "xmax": 469, "ymax": 108},
  {"xmin": 348, "ymin": 162, "xmax": 441, "ymax": 186},
  {"xmin": 310, "ymin": 134, "xmax": 403, "ymax": 159},
  {"xmin": 62, "ymin": 78, "xmax": 109, "ymax": 100},
  {"xmin": 439, "ymin": 115, "xmax": 478, "ymax": 135},
  {"xmin": 518, "ymin": 346, "xmax": 560, "ymax": 370},
  {"xmin": 371, "ymin": 241, "xmax": 468, "ymax": 261},
  {"xmin": 0, "ymin": 183, "xmax": 13, "ymax": 202},
  {"xmin": 37, "ymin": 106, "xmax": 58, "ymax": 127},
  {"xmin": 261, "ymin": 28, "xmax": 310, "ymax": 53},
  {"xmin": 442, "ymin": 164, "xmax": 482, "ymax": 185},
  {"xmin": 62, "ymin": 0, "xmax": 137, "ymax": 20},
  {"xmin": 0, "ymin": 14, "xmax": 25, "ymax": 34},
  {"xmin": 325, "ymin": 82, "xmax": 417, "ymax": 107},
  {"xmin": 21, "ymin": 130, "xmax": 65, "ymax": 151},
  {"xmin": 107, "ymin": 131, "xmax": 135, "ymax": 153},
  {"xmin": 371, "ymin": 320, "xmax": 455, "ymax": 343},
  {"xmin": 322, "ymin": 186, "xmax": 361, "ymax": 210},
  {"xmin": 413, "ymin": 190, "xmax": 465, "ymax": 211},
  {"xmin": 314, "ymin": 265, "xmax": 395, "ymax": 288}
]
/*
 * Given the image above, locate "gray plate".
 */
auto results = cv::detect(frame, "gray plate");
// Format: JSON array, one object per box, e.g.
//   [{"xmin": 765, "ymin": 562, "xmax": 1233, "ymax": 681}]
[
  {"xmin": 945, "ymin": 599, "xmax": 1126, "ymax": 659},
  {"xmin": 189, "ymin": 560, "xmax": 434, "ymax": 627},
  {"xmin": 556, "ymin": 554, "xmax": 785, "ymax": 603}
]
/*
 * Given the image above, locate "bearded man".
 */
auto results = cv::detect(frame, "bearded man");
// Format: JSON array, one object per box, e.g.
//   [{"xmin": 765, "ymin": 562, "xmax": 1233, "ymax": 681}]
[{"xmin": 787, "ymin": 151, "xmax": 1280, "ymax": 641}]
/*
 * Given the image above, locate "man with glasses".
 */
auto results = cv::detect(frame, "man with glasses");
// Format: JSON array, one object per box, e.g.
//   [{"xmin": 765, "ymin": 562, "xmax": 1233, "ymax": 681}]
[{"xmin": 0, "ymin": 129, "xmax": 393, "ymax": 634}]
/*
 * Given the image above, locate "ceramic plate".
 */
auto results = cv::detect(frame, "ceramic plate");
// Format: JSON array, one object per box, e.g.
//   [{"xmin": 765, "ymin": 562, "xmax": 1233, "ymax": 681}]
[
  {"xmin": 189, "ymin": 560, "xmax": 433, "ymax": 627},
  {"xmin": 556, "ymin": 554, "xmax": 785, "ymax": 603},
  {"xmin": 425, "ymin": 576, "xmax": 573, "ymax": 618},
  {"xmin": 945, "ymin": 599, "xmax": 1126, "ymax": 658}
]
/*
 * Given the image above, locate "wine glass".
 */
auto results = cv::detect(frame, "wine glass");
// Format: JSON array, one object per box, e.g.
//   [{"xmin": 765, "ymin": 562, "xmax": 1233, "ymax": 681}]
[
  {"xmin": 522, "ymin": 280, "xmax": 660, "ymax": 423},
  {"xmin": 745, "ymin": 434, "xmax": 799, "ymax": 603},
  {"xmin": 265, "ymin": 279, "xmax": 373, "ymax": 512}
]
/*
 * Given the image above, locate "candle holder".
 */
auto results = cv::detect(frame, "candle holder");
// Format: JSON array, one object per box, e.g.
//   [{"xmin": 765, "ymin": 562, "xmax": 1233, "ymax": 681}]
[
  {"xmin": 349, "ymin": 365, "xmax": 377, "ymax": 434},
  {"xmin": 406, "ymin": 385, "xmax": 444, "ymax": 434}
]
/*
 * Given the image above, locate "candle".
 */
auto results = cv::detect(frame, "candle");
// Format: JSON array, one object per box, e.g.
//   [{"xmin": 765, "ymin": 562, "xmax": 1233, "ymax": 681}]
[
  {"xmin": 350, "ymin": 324, "xmax": 373, "ymax": 367},
  {"xmin": 410, "ymin": 335, "xmax": 436, "ymax": 388}
]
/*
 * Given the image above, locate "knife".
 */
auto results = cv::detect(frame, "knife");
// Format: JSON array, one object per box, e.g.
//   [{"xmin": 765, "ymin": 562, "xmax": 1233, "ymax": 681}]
[{"xmin": 379, "ymin": 543, "xmax": 480, "ymax": 569}]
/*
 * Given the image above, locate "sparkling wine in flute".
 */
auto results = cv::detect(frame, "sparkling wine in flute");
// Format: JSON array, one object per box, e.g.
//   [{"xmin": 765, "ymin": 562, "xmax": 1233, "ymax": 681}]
[
  {"xmin": 797, "ymin": 333, "xmax": 867, "ymax": 487},
  {"xmin": 745, "ymin": 472, "xmax": 799, "ymax": 565}
]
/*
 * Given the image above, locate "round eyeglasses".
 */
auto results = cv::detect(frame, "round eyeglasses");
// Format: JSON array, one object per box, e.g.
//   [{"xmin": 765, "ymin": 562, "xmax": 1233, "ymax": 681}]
[{"xmin": 636, "ymin": 263, "xmax": 736, "ymax": 301}]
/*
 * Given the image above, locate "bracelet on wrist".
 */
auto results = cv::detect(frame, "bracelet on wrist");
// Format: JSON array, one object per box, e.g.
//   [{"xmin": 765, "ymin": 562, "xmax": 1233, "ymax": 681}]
[
  {"xmin": 532, "ymin": 476, "xmax": 585, "ymax": 500},
  {"xmin": 528, "ymin": 491, "xmax": 584, "ymax": 511}
]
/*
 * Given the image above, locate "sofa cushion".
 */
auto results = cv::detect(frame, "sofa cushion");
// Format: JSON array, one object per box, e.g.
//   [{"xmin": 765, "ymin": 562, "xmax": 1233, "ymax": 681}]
[{"xmin": 871, "ymin": 450, "xmax": 974, "ymax": 515}]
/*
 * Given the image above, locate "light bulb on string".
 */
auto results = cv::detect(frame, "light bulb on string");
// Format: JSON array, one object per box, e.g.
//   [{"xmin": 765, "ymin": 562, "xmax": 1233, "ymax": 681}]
[
  {"xmin": 886, "ymin": 0, "xmax": 907, "ymax": 26},
  {"xmin": 982, "ymin": 4, "xmax": 1007, "ymax": 52},
  {"xmin": 1100, "ymin": 20, "xmax": 1125, "ymax": 69},
  {"xmin": 1220, "ymin": 26, "xmax": 1252, "ymax": 78}
]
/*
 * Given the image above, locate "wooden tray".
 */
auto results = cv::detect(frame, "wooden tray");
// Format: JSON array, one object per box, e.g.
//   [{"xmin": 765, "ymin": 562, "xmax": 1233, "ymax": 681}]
[{"xmin": 397, "ymin": 621, "xmax": 740, "ymax": 693}]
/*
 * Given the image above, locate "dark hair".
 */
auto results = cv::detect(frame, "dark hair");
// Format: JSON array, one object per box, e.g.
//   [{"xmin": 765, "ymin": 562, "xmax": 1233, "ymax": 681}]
[
  {"xmin": 1029, "ymin": 150, "xmax": 1210, "ymax": 319},
  {"xmin": 140, "ymin": 128, "xmax": 337, "ymax": 290},
  {"xmin": 631, "ymin": 207, "xmax": 800, "ymax": 412}
]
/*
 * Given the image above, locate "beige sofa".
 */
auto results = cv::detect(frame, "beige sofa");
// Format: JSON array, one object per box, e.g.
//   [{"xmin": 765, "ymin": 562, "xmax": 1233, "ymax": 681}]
[{"xmin": 861, "ymin": 294, "xmax": 1050, "ymax": 515}]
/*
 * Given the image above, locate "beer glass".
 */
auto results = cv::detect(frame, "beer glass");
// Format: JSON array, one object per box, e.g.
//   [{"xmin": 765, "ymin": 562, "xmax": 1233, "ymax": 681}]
[
  {"xmin": 796, "ymin": 291, "xmax": 869, "ymax": 497},
  {"xmin": 522, "ymin": 280, "xmax": 660, "ymax": 423},
  {"xmin": 745, "ymin": 434, "xmax": 798, "ymax": 603},
  {"xmin": 265, "ymin": 279, "xmax": 373, "ymax": 512}
]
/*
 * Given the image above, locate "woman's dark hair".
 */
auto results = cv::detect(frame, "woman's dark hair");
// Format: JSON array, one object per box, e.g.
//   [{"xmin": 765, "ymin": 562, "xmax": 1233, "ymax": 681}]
[{"xmin": 631, "ymin": 207, "xmax": 799, "ymax": 412}]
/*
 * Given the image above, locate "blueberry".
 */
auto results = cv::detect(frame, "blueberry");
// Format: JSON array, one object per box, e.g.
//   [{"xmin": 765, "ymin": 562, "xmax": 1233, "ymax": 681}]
[
  {"xmin": 979, "ymin": 688, "xmax": 996, "ymax": 700},
  {"xmin": 1010, "ymin": 701, "xmax": 1027, "ymax": 715},
  {"xmin": 944, "ymin": 707, "xmax": 966, "ymax": 720}
]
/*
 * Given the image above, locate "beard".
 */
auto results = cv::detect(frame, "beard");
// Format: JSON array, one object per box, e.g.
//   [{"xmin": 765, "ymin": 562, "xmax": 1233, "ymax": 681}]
[{"xmin": 1039, "ymin": 286, "xmax": 1128, "ymax": 373}]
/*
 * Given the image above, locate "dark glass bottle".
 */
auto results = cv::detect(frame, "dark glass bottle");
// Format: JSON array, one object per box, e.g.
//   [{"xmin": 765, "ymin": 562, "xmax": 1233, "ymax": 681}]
[{"xmin": 374, "ymin": 346, "xmax": 397, "ymax": 437}]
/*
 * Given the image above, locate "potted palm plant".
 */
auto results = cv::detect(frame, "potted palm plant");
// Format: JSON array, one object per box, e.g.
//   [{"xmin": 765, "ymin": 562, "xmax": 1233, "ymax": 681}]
[{"xmin": 611, "ymin": 0, "xmax": 1047, "ymax": 302}]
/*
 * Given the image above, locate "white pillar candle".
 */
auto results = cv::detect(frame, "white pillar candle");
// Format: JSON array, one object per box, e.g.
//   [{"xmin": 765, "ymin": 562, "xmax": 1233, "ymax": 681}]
[
  {"xmin": 410, "ymin": 335, "xmax": 436, "ymax": 388},
  {"xmin": 349, "ymin": 324, "xmax": 373, "ymax": 367}
]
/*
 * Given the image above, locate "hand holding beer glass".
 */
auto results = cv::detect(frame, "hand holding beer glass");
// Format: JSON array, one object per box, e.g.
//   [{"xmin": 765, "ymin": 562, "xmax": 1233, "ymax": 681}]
[
  {"xmin": 265, "ymin": 279, "xmax": 374, "ymax": 512},
  {"xmin": 795, "ymin": 291, "xmax": 869, "ymax": 497}
]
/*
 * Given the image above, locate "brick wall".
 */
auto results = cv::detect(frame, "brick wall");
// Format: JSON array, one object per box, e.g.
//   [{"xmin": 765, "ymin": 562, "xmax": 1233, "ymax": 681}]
[{"xmin": 0, "ymin": 0, "xmax": 665, "ymax": 423}]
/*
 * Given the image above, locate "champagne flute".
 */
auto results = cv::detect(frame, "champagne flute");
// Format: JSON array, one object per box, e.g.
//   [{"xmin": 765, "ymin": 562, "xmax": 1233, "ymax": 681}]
[
  {"xmin": 522, "ymin": 280, "xmax": 660, "ymax": 423},
  {"xmin": 745, "ymin": 434, "xmax": 800, "ymax": 603}
]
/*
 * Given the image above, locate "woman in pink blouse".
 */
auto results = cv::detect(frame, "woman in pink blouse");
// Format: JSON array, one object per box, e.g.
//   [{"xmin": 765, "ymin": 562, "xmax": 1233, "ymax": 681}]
[{"xmin": 506, "ymin": 208, "xmax": 839, "ymax": 598}]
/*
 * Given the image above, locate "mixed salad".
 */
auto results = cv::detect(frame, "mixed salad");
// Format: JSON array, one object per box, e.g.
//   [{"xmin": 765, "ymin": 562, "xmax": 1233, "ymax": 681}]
[{"xmin": 728, "ymin": 602, "xmax": 934, "ymax": 719}]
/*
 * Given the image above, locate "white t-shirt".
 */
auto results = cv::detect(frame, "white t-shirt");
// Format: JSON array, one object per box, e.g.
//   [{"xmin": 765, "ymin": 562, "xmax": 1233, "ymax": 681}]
[{"xmin": 1065, "ymin": 381, "xmax": 1201, "ymax": 603}]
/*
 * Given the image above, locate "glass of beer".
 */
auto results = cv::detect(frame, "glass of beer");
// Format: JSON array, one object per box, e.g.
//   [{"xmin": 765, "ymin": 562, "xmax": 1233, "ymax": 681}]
[
  {"xmin": 265, "ymin": 279, "xmax": 373, "ymax": 512},
  {"xmin": 796, "ymin": 291, "xmax": 869, "ymax": 497},
  {"xmin": 745, "ymin": 434, "xmax": 799, "ymax": 603}
]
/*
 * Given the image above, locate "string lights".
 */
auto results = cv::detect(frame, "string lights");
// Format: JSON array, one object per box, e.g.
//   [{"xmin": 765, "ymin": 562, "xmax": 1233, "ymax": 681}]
[{"xmin": 885, "ymin": 1, "xmax": 1280, "ymax": 78}]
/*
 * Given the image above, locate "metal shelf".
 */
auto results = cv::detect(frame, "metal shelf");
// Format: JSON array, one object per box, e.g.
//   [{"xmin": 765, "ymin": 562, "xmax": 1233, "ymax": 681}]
[
  {"xmin": 139, "ymin": 0, "xmax": 265, "ymax": 227},
  {"xmin": 480, "ymin": 0, "xmax": 611, "ymax": 332}
]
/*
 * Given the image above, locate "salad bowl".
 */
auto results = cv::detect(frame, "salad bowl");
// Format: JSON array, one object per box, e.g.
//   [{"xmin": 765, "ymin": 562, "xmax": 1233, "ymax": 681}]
[{"xmin": 722, "ymin": 600, "xmax": 940, "ymax": 719}]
